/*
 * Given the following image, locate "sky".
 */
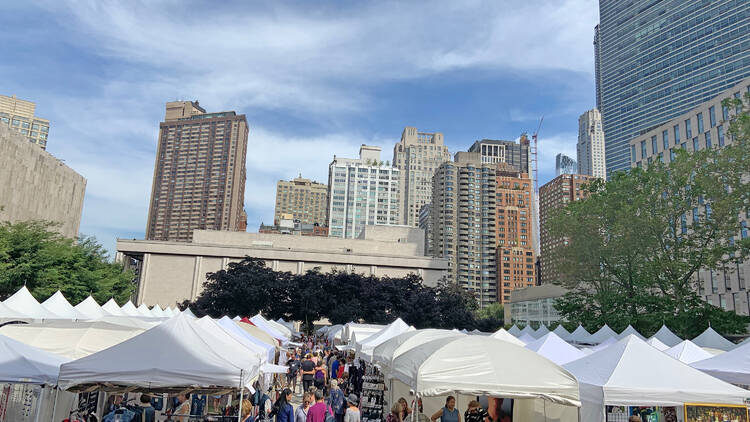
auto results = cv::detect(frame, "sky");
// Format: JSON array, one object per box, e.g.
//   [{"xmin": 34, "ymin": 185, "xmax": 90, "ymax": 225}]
[{"xmin": 0, "ymin": 0, "xmax": 599, "ymax": 256}]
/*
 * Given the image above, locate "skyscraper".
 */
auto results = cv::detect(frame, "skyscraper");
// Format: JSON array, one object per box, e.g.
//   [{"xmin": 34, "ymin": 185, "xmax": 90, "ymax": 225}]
[
  {"xmin": 392, "ymin": 127, "xmax": 451, "ymax": 227},
  {"xmin": 596, "ymin": 0, "xmax": 750, "ymax": 176},
  {"xmin": 468, "ymin": 138, "xmax": 530, "ymax": 172},
  {"xmin": 577, "ymin": 108, "xmax": 607, "ymax": 179},
  {"xmin": 326, "ymin": 145, "xmax": 400, "ymax": 238},
  {"xmin": 0, "ymin": 94, "xmax": 50, "ymax": 149},
  {"xmin": 274, "ymin": 176, "xmax": 328, "ymax": 226},
  {"xmin": 555, "ymin": 153, "xmax": 578, "ymax": 176},
  {"xmin": 146, "ymin": 101, "xmax": 249, "ymax": 242}
]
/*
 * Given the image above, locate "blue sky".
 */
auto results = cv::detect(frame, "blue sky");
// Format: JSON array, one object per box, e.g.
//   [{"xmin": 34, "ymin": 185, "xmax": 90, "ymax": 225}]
[{"xmin": 0, "ymin": 1, "xmax": 598, "ymax": 255}]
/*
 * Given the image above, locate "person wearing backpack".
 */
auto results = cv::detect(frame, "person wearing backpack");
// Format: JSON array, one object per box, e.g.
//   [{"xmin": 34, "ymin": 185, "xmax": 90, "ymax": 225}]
[
  {"xmin": 313, "ymin": 360, "xmax": 327, "ymax": 393},
  {"xmin": 327, "ymin": 380, "xmax": 346, "ymax": 422},
  {"xmin": 306, "ymin": 390, "xmax": 334, "ymax": 422}
]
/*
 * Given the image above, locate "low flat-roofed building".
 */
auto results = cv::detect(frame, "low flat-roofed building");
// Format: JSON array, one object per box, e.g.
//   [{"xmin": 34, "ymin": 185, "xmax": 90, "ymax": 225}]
[
  {"xmin": 508, "ymin": 283, "xmax": 567, "ymax": 328},
  {"xmin": 117, "ymin": 226, "xmax": 449, "ymax": 307}
]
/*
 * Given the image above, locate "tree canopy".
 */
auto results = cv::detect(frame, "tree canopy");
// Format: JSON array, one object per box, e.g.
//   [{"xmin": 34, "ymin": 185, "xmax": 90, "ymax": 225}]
[
  {"xmin": 184, "ymin": 257, "xmax": 501, "ymax": 332},
  {"xmin": 550, "ymin": 96, "xmax": 750, "ymax": 339},
  {"xmin": 0, "ymin": 221, "xmax": 135, "ymax": 304}
]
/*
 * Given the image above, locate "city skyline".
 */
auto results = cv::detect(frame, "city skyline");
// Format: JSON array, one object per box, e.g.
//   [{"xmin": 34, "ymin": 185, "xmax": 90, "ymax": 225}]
[{"xmin": 0, "ymin": 1, "xmax": 598, "ymax": 254}]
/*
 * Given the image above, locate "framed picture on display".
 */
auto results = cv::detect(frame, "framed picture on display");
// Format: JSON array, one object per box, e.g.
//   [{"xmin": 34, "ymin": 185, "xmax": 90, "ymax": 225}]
[{"xmin": 685, "ymin": 403, "xmax": 749, "ymax": 422}]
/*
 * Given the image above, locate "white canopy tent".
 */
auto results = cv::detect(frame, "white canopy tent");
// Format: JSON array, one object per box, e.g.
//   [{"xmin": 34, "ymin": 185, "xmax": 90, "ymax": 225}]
[
  {"xmin": 664, "ymin": 340, "xmax": 714, "ymax": 364},
  {"xmin": 74, "ymin": 296, "xmax": 108, "ymax": 319},
  {"xmin": 250, "ymin": 314, "xmax": 288, "ymax": 343},
  {"xmin": 517, "ymin": 332, "xmax": 536, "ymax": 344},
  {"xmin": 58, "ymin": 313, "xmax": 260, "ymax": 391},
  {"xmin": 507, "ymin": 324, "xmax": 522, "ymax": 337},
  {"xmin": 182, "ymin": 307, "xmax": 197, "ymax": 318},
  {"xmin": 519, "ymin": 325, "xmax": 535, "ymax": 337},
  {"xmin": 41, "ymin": 291, "xmax": 89, "ymax": 320},
  {"xmin": 649, "ymin": 325, "xmax": 682, "ymax": 347},
  {"xmin": 691, "ymin": 340, "xmax": 750, "ymax": 384},
  {"xmin": 149, "ymin": 304, "xmax": 167, "ymax": 318},
  {"xmin": 326, "ymin": 325, "xmax": 345, "ymax": 343},
  {"xmin": 616, "ymin": 325, "xmax": 645, "ymax": 340},
  {"xmin": 564, "ymin": 335, "xmax": 748, "ymax": 422},
  {"xmin": 3, "ymin": 286, "xmax": 61, "ymax": 320},
  {"xmin": 691, "ymin": 326, "xmax": 735, "ymax": 351},
  {"xmin": 0, "ymin": 334, "xmax": 69, "ymax": 385},
  {"xmin": 525, "ymin": 333, "xmax": 586, "ymax": 365},
  {"xmin": 266, "ymin": 318, "xmax": 293, "ymax": 339},
  {"xmin": 0, "ymin": 300, "xmax": 32, "ymax": 322},
  {"xmin": 95, "ymin": 315, "xmax": 163, "ymax": 330},
  {"xmin": 552, "ymin": 325, "xmax": 572, "ymax": 341},
  {"xmin": 215, "ymin": 316, "xmax": 275, "ymax": 363},
  {"xmin": 135, "ymin": 303, "xmax": 155, "ymax": 318},
  {"xmin": 344, "ymin": 323, "xmax": 385, "ymax": 345},
  {"xmin": 588, "ymin": 336, "xmax": 617, "ymax": 352},
  {"xmin": 100, "ymin": 298, "xmax": 125, "ymax": 316},
  {"xmin": 532, "ymin": 324, "xmax": 550, "ymax": 339},
  {"xmin": 567, "ymin": 325, "xmax": 592, "ymax": 344},
  {"xmin": 645, "ymin": 337, "xmax": 669, "ymax": 351},
  {"xmin": 490, "ymin": 328, "xmax": 526, "ymax": 346},
  {"xmin": 119, "ymin": 301, "xmax": 141, "ymax": 317},
  {"xmin": 586, "ymin": 324, "xmax": 617, "ymax": 344},
  {"xmin": 372, "ymin": 329, "xmax": 464, "ymax": 372},
  {"xmin": 236, "ymin": 320, "xmax": 280, "ymax": 349},
  {"xmin": 357, "ymin": 318, "xmax": 414, "ymax": 362}
]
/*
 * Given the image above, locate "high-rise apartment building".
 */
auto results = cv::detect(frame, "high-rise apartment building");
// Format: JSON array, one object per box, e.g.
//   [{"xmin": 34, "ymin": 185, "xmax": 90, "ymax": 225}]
[
  {"xmin": 468, "ymin": 138, "xmax": 530, "ymax": 172},
  {"xmin": 538, "ymin": 174, "xmax": 596, "ymax": 284},
  {"xmin": 274, "ymin": 176, "xmax": 328, "ymax": 226},
  {"xmin": 596, "ymin": 0, "xmax": 750, "ymax": 176},
  {"xmin": 392, "ymin": 127, "xmax": 451, "ymax": 227},
  {"xmin": 145, "ymin": 101, "xmax": 249, "ymax": 243},
  {"xmin": 327, "ymin": 145, "xmax": 400, "ymax": 238},
  {"xmin": 555, "ymin": 153, "xmax": 577, "ymax": 176},
  {"xmin": 495, "ymin": 164, "xmax": 536, "ymax": 304},
  {"xmin": 418, "ymin": 204, "xmax": 433, "ymax": 257},
  {"xmin": 577, "ymin": 108, "xmax": 607, "ymax": 179},
  {"xmin": 0, "ymin": 94, "xmax": 50, "ymax": 149},
  {"xmin": 431, "ymin": 152, "xmax": 498, "ymax": 307}
]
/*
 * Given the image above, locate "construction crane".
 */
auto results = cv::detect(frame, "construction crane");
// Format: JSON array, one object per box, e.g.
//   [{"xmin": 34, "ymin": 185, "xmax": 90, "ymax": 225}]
[{"xmin": 530, "ymin": 116, "xmax": 544, "ymax": 193}]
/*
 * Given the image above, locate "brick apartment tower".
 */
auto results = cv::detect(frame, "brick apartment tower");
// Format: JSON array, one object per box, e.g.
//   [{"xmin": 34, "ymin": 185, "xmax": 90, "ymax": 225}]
[
  {"xmin": 274, "ymin": 176, "xmax": 328, "ymax": 226},
  {"xmin": 538, "ymin": 174, "xmax": 596, "ymax": 283},
  {"xmin": 495, "ymin": 163, "xmax": 536, "ymax": 303},
  {"xmin": 146, "ymin": 101, "xmax": 249, "ymax": 242}
]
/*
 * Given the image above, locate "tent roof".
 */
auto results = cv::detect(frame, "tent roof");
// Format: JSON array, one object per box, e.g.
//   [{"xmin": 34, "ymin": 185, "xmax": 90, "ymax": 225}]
[
  {"xmin": 567, "ymin": 325, "xmax": 592, "ymax": 343},
  {"xmin": 215, "ymin": 316, "xmax": 274, "ymax": 363},
  {"xmin": 182, "ymin": 307, "xmax": 197, "ymax": 318},
  {"xmin": 517, "ymin": 332, "xmax": 537, "ymax": 344},
  {"xmin": 0, "ymin": 321, "xmax": 144, "ymax": 360},
  {"xmin": 665, "ymin": 340, "xmax": 713, "ymax": 364},
  {"xmin": 195, "ymin": 316, "xmax": 266, "ymax": 363},
  {"xmin": 266, "ymin": 319, "xmax": 293, "ymax": 339},
  {"xmin": 391, "ymin": 335, "xmax": 580, "ymax": 406},
  {"xmin": 691, "ymin": 340, "xmax": 750, "ymax": 385},
  {"xmin": 525, "ymin": 332, "xmax": 586, "ymax": 365},
  {"xmin": 149, "ymin": 304, "xmax": 167, "ymax": 318},
  {"xmin": 552, "ymin": 325, "xmax": 572, "ymax": 341},
  {"xmin": 532, "ymin": 325, "xmax": 550, "ymax": 339},
  {"xmin": 372, "ymin": 329, "xmax": 463, "ymax": 371},
  {"xmin": 249, "ymin": 314, "xmax": 288, "ymax": 342},
  {"xmin": 135, "ymin": 303, "xmax": 154, "ymax": 318},
  {"xmin": 519, "ymin": 325, "xmax": 535, "ymax": 336},
  {"xmin": 587, "ymin": 324, "xmax": 617, "ymax": 344},
  {"xmin": 58, "ymin": 313, "xmax": 260, "ymax": 392},
  {"xmin": 0, "ymin": 300, "xmax": 31, "ymax": 321},
  {"xmin": 95, "ymin": 316, "xmax": 162, "ymax": 330},
  {"xmin": 327, "ymin": 325, "xmax": 345, "ymax": 342},
  {"xmin": 357, "ymin": 318, "xmax": 413, "ymax": 361},
  {"xmin": 645, "ymin": 337, "xmax": 669, "ymax": 351},
  {"xmin": 564, "ymin": 335, "xmax": 747, "ymax": 407},
  {"xmin": 41, "ymin": 291, "xmax": 89, "ymax": 320},
  {"xmin": 691, "ymin": 327, "xmax": 735, "ymax": 351},
  {"xmin": 101, "ymin": 299, "xmax": 125, "ymax": 316},
  {"xmin": 589, "ymin": 336, "xmax": 617, "ymax": 352},
  {"xmin": 616, "ymin": 325, "xmax": 645, "ymax": 340},
  {"xmin": 490, "ymin": 328, "xmax": 526, "ymax": 346},
  {"xmin": 0, "ymin": 334, "xmax": 69, "ymax": 385},
  {"xmin": 3, "ymin": 286, "xmax": 61, "ymax": 320},
  {"xmin": 237, "ymin": 319, "xmax": 280, "ymax": 348},
  {"xmin": 119, "ymin": 301, "xmax": 141, "ymax": 317},
  {"xmin": 650, "ymin": 325, "xmax": 682, "ymax": 347},
  {"xmin": 507, "ymin": 324, "xmax": 522, "ymax": 337},
  {"xmin": 74, "ymin": 296, "xmax": 107, "ymax": 319}
]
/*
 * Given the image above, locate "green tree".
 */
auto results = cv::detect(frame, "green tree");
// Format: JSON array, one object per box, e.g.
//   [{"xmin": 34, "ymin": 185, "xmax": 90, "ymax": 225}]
[
  {"xmin": 550, "ymin": 99, "xmax": 750, "ymax": 338},
  {"xmin": 0, "ymin": 221, "xmax": 135, "ymax": 304}
]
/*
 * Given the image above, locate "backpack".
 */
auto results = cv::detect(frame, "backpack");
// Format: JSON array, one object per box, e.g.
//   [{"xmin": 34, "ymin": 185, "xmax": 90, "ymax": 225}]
[{"xmin": 315, "ymin": 369, "xmax": 325, "ymax": 381}]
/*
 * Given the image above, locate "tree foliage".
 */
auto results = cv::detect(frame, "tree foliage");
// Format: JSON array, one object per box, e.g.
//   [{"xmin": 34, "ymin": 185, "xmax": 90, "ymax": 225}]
[
  {"xmin": 184, "ymin": 257, "xmax": 493, "ymax": 332},
  {"xmin": 550, "ymin": 97, "xmax": 750, "ymax": 339},
  {"xmin": 0, "ymin": 221, "xmax": 136, "ymax": 304}
]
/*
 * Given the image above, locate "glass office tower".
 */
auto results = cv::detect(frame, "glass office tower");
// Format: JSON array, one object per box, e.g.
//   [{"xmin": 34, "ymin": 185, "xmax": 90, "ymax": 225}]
[{"xmin": 596, "ymin": 0, "xmax": 750, "ymax": 176}]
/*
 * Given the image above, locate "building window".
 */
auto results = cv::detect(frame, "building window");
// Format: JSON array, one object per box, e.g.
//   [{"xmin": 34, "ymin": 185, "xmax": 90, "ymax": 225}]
[
  {"xmin": 697, "ymin": 113, "xmax": 704, "ymax": 132},
  {"xmin": 662, "ymin": 130, "xmax": 669, "ymax": 149},
  {"xmin": 651, "ymin": 136, "xmax": 657, "ymax": 154},
  {"xmin": 681, "ymin": 214, "xmax": 687, "ymax": 234},
  {"xmin": 722, "ymin": 105, "xmax": 730, "ymax": 121},
  {"xmin": 709, "ymin": 106, "xmax": 716, "ymax": 127},
  {"xmin": 705, "ymin": 132, "xmax": 712, "ymax": 148},
  {"xmin": 640, "ymin": 140, "xmax": 646, "ymax": 159},
  {"xmin": 685, "ymin": 119, "xmax": 692, "ymax": 138},
  {"xmin": 630, "ymin": 145, "xmax": 636, "ymax": 163},
  {"xmin": 692, "ymin": 137, "xmax": 699, "ymax": 151},
  {"xmin": 673, "ymin": 125, "xmax": 680, "ymax": 144},
  {"xmin": 718, "ymin": 125, "xmax": 725, "ymax": 147},
  {"xmin": 669, "ymin": 149, "xmax": 675, "ymax": 161}
]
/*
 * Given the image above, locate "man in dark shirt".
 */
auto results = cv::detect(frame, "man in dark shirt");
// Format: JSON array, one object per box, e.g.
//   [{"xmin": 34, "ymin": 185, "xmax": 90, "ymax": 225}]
[
  {"xmin": 301, "ymin": 354, "xmax": 316, "ymax": 393},
  {"xmin": 288, "ymin": 355, "xmax": 301, "ymax": 394}
]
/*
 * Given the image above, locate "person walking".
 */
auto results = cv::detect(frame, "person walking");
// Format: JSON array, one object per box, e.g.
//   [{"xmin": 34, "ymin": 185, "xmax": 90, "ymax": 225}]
[
  {"xmin": 301, "ymin": 354, "xmax": 316, "ymax": 393},
  {"xmin": 288, "ymin": 355, "xmax": 301, "ymax": 394},
  {"xmin": 296, "ymin": 393, "xmax": 313, "ymax": 422},
  {"xmin": 343, "ymin": 394, "xmax": 360, "ymax": 422},
  {"xmin": 306, "ymin": 390, "xmax": 333, "ymax": 422},
  {"xmin": 273, "ymin": 388, "xmax": 294, "ymax": 422},
  {"xmin": 328, "ymin": 380, "xmax": 346, "ymax": 422},
  {"xmin": 314, "ymin": 360, "xmax": 327, "ymax": 393},
  {"xmin": 431, "ymin": 396, "xmax": 460, "ymax": 422}
]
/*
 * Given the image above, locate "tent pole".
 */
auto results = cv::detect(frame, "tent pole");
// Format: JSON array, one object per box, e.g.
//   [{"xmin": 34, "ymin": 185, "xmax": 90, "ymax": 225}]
[
  {"xmin": 50, "ymin": 387, "xmax": 59, "ymax": 422},
  {"xmin": 238, "ymin": 369, "xmax": 244, "ymax": 422},
  {"xmin": 34, "ymin": 385, "xmax": 44, "ymax": 422}
]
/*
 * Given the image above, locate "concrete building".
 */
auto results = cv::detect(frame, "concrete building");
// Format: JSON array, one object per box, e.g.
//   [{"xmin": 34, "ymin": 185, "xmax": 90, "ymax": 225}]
[
  {"xmin": 468, "ymin": 138, "xmax": 530, "ymax": 172},
  {"xmin": 577, "ymin": 108, "xmax": 606, "ymax": 179},
  {"xmin": 274, "ymin": 176, "xmax": 328, "ymax": 226},
  {"xmin": 259, "ymin": 213, "xmax": 328, "ymax": 237},
  {"xmin": 418, "ymin": 204, "xmax": 433, "ymax": 256},
  {"xmin": 327, "ymin": 145, "xmax": 400, "ymax": 238},
  {"xmin": 554, "ymin": 153, "xmax": 577, "ymax": 176},
  {"xmin": 630, "ymin": 76, "xmax": 750, "ymax": 315},
  {"xmin": 538, "ymin": 174, "xmax": 596, "ymax": 284},
  {"xmin": 495, "ymin": 164, "xmax": 536, "ymax": 303},
  {"xmin": 596, "ymin": 0, "xmax": 750, "ymax": 175},
  {"xmin": 116, "ymin": 227, "xmax": 449, "ymax": 307},
  {"xmin": 0, "ymin": 125, "xmax": 85, "ymax": 239},
  {"xmin": 508, "ymin": 284, "xmax": 567, "ymax": 328},
  {"xmin": 0, "ymin": 94, "xmax": 50, "ymax": 149},
  {"xmin": 145, "ymin": 101, "xmax": 249, "ymax": 243},
  {"xmin": 392, "ymin": 127, "xmax": 451, "ymax": 227},
  {"xmin": 431, "ymin": 151, "xmax": 498, "ymax": 307}
]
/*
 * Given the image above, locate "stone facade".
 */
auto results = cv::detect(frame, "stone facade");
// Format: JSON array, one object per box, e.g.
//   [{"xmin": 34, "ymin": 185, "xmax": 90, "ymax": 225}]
[{"xmin": 0, "ymin": 125, "xmax": 85, "ymax": 239}]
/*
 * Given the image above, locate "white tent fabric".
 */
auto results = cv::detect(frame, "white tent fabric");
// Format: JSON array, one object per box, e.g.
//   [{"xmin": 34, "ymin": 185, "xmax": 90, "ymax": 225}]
[
  {"xmin": 101, "ymin": 298, "xmax": 125, "ymax": 316},
  {"xmin": 74, "ymin": 296, "xmax": 107, "ymax": 319},
  {"xmin": 567, "ymin": 325, "xmax": 591, "ymax": 343},
  {"xmin": 95, "ymin": 316, "xmax": 162, "ymax": 330},
  {"xmin": 357, "ymin": 318, "xmax": 414, "ymax": 361},
  {"xmin": 58, "ymin": 313, "xmax": 260, "ymax": 391},
  {"xmin": 345, "ymin": 323, "xmax": 385, "ymax": 345},
  {"xmin": 564, "ymin": 335, "xmax": 748, "ymax": 422},
  {"xmin": 650, "ymin": 325, "xmax": 682, "ymax": 347},
  {"xmin": 149, "ymin": 304, "xmax": 167, "ymax": 318},
  {"xmin": 616, "ymin": 325, "xmax": 645, "ymax": 340},
  {"xmin": 372, "ymin": 329, "xmax": 464, "ymax": 371},
  {"xmin": 3, "ymin": 286, "xmax": 61, "ymax": 320},
  {"xmin": 216, "ymin": 316, "xmax": 275, "ymax": 363},
  {"xmin": 532, "ymin": 325, "xmax": 550, "ymax": 339},
  {"xmin": 519, "ymin": 325, "xmax": 535, "ymax": 336},
  {"xmin": 0, "ymin": 300, "xmax": 31, "ymax": 322},
  {"xmin": 589, "ymin": 336, "xmax": 617, "ymax": 352},
  {"xmin": 552, "ymin": 325, "xmax": 572, "ymax": 341},
  {"xmin": 525, "ymin": 333, "xmax": 586, "ymax": 365},
  {"xmin": 691, "ymin": 327, "xmax": 735, "ymax": 351},
  {"xmin": 490, "ymin": 328, "xmax": 526, "ymax": 346},
  {"xmin": 195, "ymin": 316, "xmax": 267, "ymax": 364},
  {"xmin": 182, "ymin": 307, "xmax": 197, "ymax": 318},
  {"xmin": 517, "ymin": 333, "xmax": 536, "ymax": 344},
  {"xmin": 119, "ymin": 301, "xmax": 140, "ymax": 317},
  {"xmin": 327, "ymin": 325, "xmax": 345, "ymax": 342},
  {"xmin": 0, "ymin": 321, "xmax": 144, "ymax": 359},
  {"xmin": 507, "ymin": 324, "xmax": 522, "ymax": 337},
  {"xmin": 250, "ymin": 314, "xmax": 288, "ymax": 343},
  {"xmin": 645, "ymin": 337, "xmax": 669, "ymax": 351},
  {"xmin": 390, "ymin": 335, "xmax": 580, "ymax": 406},
  {"xmin": 0, "ymin": 334, "xmax": 69, "ymax": 385},
  {"xmin": 41, "ymin": 291, "xmax": 89, "ymax": 320},
  {"xmin": 691, "ymin": 340, "xmax": 750, "ymax": 384},
  {"xmin": 236, "ymin": 320, "xmax": 280, "ymax": 348},
  {"xmin": 586, "ymin": 324, "xmax": 617, "ymax": 344},
  {"xmin": 135, "ymin": 303, "xmax": 154, "ymax": 318},
  {"xmin": 664, "ymin": 340, "xmax": 713, "ymax": 364},
  {"xmin": 267, "ymin": 319, "xmax": 293, "ymax": 339}
]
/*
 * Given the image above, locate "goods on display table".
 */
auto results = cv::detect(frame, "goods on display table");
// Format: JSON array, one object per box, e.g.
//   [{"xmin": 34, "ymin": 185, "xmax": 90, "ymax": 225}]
[{"xmin": 360, "ymin": 365, "xmax": 386, "ymax": 422}]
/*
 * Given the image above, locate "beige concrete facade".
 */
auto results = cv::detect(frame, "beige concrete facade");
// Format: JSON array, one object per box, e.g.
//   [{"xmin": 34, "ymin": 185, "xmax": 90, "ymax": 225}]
[
  {"xmin": 0, "ymin": 94, "xmax": 50, "ymax": 149},
  {"xmin": 274, "ymin": 176, "xmax": 328, "ymax": 225},
  {"xmin": 577, "ymin": 108, "xmax": 606, "ymax": 179},
  {"xmin": 117, "ymin": 228, "xmax": 449, "ymax": 307},
  {"xmin": 0, "ymin": 125, "xmax": 86, "ymax": 239}
]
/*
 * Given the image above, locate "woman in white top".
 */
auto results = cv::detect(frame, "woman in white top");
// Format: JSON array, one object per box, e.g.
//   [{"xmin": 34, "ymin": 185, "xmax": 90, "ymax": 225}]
[{"xmin": 173, "ymin": 393, "xmax": 191, "ymax": 421}]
